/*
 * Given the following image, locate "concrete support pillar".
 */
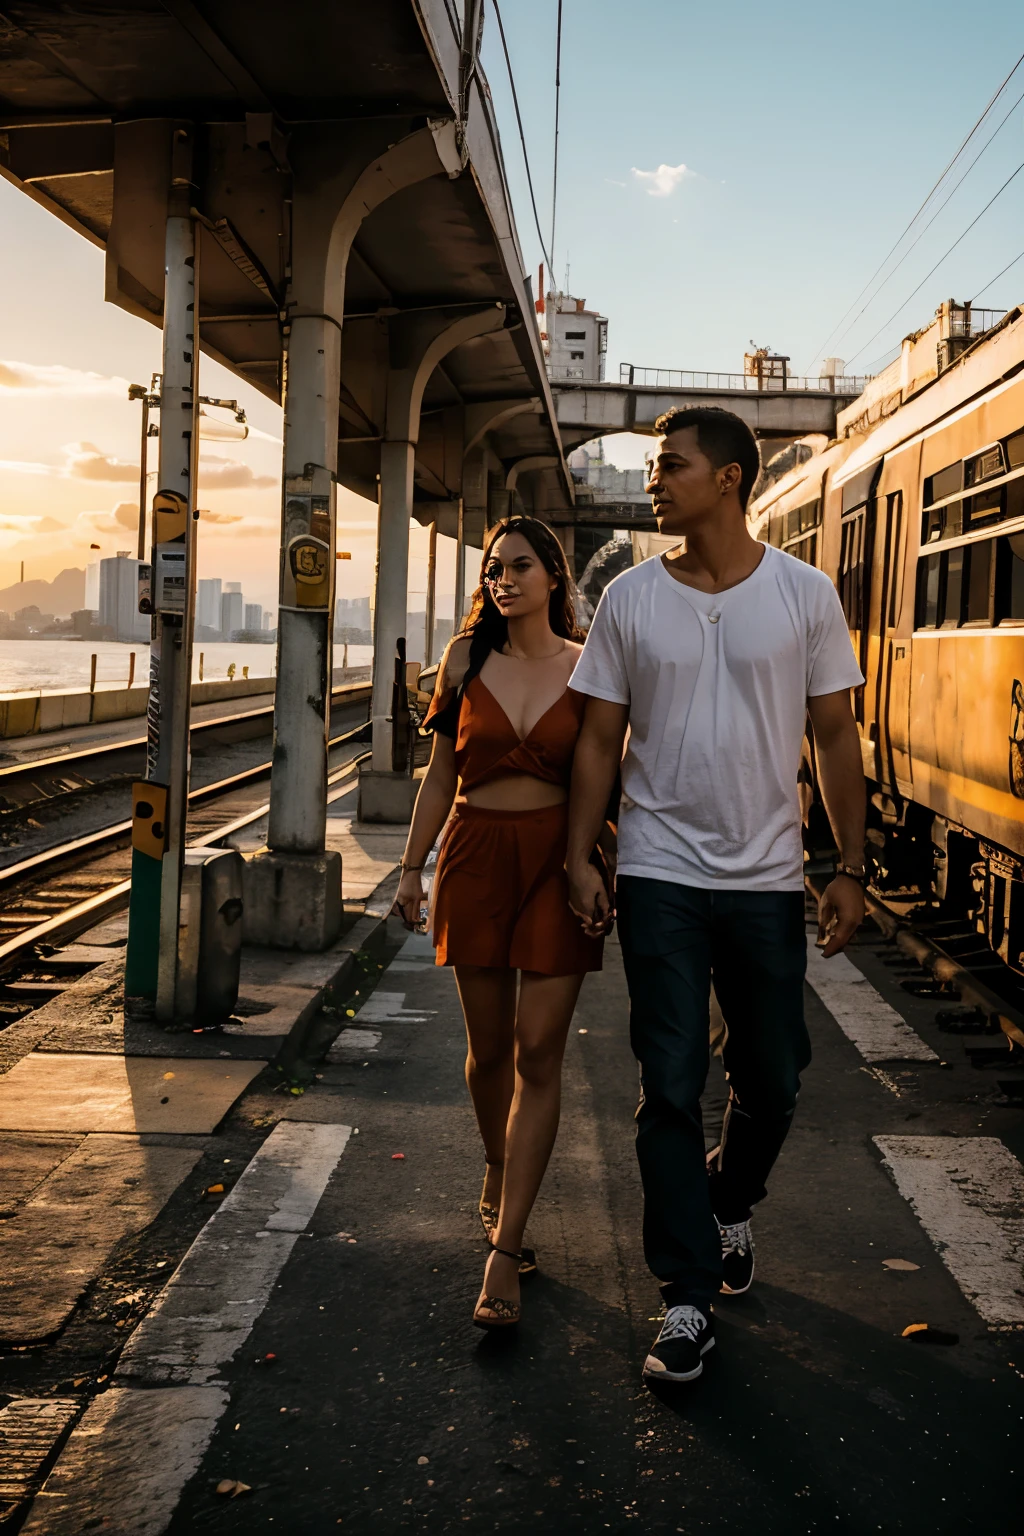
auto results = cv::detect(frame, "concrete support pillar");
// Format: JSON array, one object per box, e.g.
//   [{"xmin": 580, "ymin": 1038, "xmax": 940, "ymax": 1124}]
[
  {"xmin": 424, "ymin": 519, "xmax": 438, "ymax": 667},
  {"xmin": 370, "ymin": 438, "xmax": 414, "ymax": 772},
  {"xmin": 267, "ymin": 313, "xmax": 340, "ymax": 853},
  {"xmin": 245, "ymin": 312, "xmax": 343, "ymax": 951},
  {"xmin": 360, "ymin": 304, "xmax": 506, "ymax": 822},
  {"xmin": 453, "ymin": 498, "xmax": 466, "ymax": 633}
]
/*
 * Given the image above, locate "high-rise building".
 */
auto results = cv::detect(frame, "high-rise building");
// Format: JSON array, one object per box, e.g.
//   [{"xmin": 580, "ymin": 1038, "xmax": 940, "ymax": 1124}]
[
  {"xmin": 224, "ymin": 581, "xmax": 242, "ymax": 594},
  {"xmin": 84, "ymin": 560, "xmax": 100, "ymax": 612},
  {"xmin": 98, "ymin": 552, "xmax": 148, "ymax": 642},
  {"xmin": 197, "ymin": 577, "xmax": 222, "ymax": 631},
  {"xmin": 334, "ymin": 595, "xmax": 371, "ymax": 643},
  {"xmin": 220, "ymin": 589, "xmax": 244, "ymax": 638},
  {"xmin": 244, "ymin": 602, "xmax": 262, "ymax": 632},
  {"xmin": 544, "ymin": 291, "xmax": 608, "ymax": 382}
]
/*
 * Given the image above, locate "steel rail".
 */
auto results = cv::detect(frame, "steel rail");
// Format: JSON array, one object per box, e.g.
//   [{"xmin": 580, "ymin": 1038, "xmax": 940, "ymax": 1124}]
[
  {"xmin": 807, "ymin": 873, "xmax": 1024, "ymax": 1051},
  {"xmin": 0, "ymin": 680, "xmax": 372, "ymax": 806},
  {"xmin": 0, "ymin": 716, "xmax": 371, "ymax": 895},
  {"xmin": 0, "ymin": 751, "xmax": 369, "ymax": 971}
]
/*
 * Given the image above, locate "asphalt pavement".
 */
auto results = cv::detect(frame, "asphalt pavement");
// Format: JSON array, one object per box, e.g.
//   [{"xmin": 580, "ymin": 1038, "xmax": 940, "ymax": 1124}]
[{"xmin": 6, "ymin": 910, "xmax": 1024, "ymax": 1533}]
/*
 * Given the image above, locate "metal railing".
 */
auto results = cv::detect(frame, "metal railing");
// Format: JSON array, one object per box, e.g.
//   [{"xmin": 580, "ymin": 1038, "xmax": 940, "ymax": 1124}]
[{"xmin": 618, "ymin": 364, "xmax": 872, "ymax": 394}]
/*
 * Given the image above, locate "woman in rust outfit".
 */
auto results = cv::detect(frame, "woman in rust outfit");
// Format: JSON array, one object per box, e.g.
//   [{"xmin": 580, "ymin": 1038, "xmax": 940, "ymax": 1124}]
[{"xmin": 393, "ymin": 516, "xmax": 606, "ymax": 1329}]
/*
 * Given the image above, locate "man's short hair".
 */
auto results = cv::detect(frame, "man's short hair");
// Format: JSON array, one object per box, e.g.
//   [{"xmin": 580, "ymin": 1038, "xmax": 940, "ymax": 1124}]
[{"xmin": 653, "ymin": 406, "xmax": 761, "ymax": 509}]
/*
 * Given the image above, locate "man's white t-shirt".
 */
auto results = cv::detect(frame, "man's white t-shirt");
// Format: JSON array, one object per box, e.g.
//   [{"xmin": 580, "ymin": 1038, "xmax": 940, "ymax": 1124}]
[{"xmin": 569, "ymin": 545, "xmax": 864, "ymax": 893}]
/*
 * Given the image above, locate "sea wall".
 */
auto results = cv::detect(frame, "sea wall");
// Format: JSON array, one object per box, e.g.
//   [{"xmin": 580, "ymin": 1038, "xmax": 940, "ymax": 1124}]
[{"xmin": 0, "ymin": 667, "xmax": 371, "ymax": 740}]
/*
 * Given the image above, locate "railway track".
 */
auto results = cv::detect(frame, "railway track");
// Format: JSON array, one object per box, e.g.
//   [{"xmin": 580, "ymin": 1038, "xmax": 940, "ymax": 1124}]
[
  {"xmin": 810, "ymin": 873, "xmax": 1024, "ymax": 1088},
  {"xmin": 0, "ymin": 679, "xmax": 371, "ymax": 823},
  {"xmin": 0, "ymin": 692, "xmax": 374, "ymax": 985}
]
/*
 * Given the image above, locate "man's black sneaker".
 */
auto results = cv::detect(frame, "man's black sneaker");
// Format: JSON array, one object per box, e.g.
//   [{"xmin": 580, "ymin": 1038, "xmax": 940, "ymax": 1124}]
[
  {"xmin": 642, "ymin": 1305, "xmax": 714, "ymax": 1383},
  {"xmin": 719, "ymin": 1218, "xmax": 754, "ymax": 1295}
]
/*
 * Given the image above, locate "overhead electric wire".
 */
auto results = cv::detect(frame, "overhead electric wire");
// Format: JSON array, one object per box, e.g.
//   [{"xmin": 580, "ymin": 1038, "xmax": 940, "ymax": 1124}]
[
  {"xmin": 490, "ymin": 0, "xmax": 555, "ymax": 275},
  {"xmin": 971, "ymin": 247, "xmax": 1024, "ymax": 304},
  {"xmin": 804, "ymin": 47, "xmax": 1024, "ymax": 369},
  {"xmin": 551, "ymin": 0, "xmax": 563, "ymax": 274},
  {"xmin": 821, "ymin": 80, "xmax": 1024, "ymax": 362},
  {"xmin": 845, "ymin": 154, "xmax": 1024, "ymax": 366}
]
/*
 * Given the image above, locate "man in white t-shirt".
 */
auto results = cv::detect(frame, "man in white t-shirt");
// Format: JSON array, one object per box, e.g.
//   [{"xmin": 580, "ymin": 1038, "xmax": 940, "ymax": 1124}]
[{"xmin": 566, "ymin": 405, "xmax": 866, "ymax": 1386}]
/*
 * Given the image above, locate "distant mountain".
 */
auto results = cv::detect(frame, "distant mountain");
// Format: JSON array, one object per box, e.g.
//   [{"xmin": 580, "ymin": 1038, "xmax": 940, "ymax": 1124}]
[{"xmin": 0, "ymin": 568, "xmax": 86, "ymax": 618}]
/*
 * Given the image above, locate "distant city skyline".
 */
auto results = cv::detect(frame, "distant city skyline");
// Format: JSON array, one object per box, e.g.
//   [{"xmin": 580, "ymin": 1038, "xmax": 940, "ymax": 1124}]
[{"xmin": 2, "ymin": 0, "xmax": 1022, "ymax": 603}]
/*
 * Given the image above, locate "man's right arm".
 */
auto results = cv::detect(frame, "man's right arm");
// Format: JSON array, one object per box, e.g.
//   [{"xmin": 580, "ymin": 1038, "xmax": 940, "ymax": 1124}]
[{"xmin": 566, "ymin": 696, "xmax": 629, "ymax": 933}]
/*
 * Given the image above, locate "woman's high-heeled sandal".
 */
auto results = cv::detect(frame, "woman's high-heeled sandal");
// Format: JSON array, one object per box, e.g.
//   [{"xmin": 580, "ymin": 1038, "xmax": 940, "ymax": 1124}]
[
  {"xmin": 472, "ymin": 1246, "xmax": 522, "ymax": 1330},
  {"xmin": 478, "ymin": 1200, "xmax": 500, "ymax": 1243}
]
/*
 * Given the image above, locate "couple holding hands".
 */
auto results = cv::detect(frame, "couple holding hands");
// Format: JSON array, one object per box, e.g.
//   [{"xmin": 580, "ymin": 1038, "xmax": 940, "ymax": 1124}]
[{"xmin": 393, "ymin": 405, "xmax": 866, "ymax": 1385}]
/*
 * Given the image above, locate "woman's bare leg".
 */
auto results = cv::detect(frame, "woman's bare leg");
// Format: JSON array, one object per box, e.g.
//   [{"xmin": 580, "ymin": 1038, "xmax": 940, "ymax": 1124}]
[
  {"xmin": 454, "ymin": 965, "xmax": 517, "ymax": 1212},
  {"xmin": 480, "ymin": 970, "xmax": 585, "ymax": 1313}
]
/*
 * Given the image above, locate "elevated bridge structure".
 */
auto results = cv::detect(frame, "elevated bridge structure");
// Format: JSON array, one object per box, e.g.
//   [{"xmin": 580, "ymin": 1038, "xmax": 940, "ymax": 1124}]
[{"xmin": 0, "ymin": 0, "xmax": 574, "ymax": 979}]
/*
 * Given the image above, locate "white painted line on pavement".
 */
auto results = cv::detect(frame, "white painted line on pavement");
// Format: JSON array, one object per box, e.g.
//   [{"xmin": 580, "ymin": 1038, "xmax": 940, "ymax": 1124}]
[
  {"xmin": 327, "ymin": 1026, "xmax": 383, "ymax": 1059},
  {"xmin": 352, "ymin": 989, "xmax": 436, "ymax": 1024},
  {"xmin": 874, "ymin": 1135, "xmax": 1024, "ymax": 1325},
  {"xmin": 805, "ymin": 945, "xmax": 937, "ymax": 1062},
  {"xmin": 22, "ymin": 1121, "xmax": 350, "ymax": 1536}
]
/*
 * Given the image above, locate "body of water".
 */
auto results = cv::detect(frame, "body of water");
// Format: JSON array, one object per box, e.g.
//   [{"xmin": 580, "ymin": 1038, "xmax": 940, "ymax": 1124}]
[{"xmin": 0, "ymin": 639, "xmax": 374, "ymax": 695}]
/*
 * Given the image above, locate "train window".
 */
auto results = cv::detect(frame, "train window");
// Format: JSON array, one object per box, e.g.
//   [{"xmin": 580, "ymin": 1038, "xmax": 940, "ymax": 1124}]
[
  {"xmin": 788, "ymin": 532, "xmax": 817, "ymax": 565},
  {"xmin": 964, "ymin": 444, "xmax": 1005, "ymax": 488},
  {"xmin": 768, "ymin": 514, "xmax": 784, "ymax": 547},
  {"xmin": 965, "ymin": 540, "xmax": 994, "ymax": 625},
  {"xmin": 916, "ymin": 552, "xmax": 942, "ymax": 628},
  {"xmin": 995, "ymin": 533, "xmax": 1024, "ymax": 624},
  {"xmin": 799, "ymin": 499, "xmax": 821, "ymax": 533},
  {"xmin": 841, "ymin": 463, "xmax": 880, "ymax": 514},
  {"xmin": 965, "ymin": 483, "xmax": 1005, "ymax": 528},
  {"xmin": 1007, "ymin": 430, "xmax": 1024, "ymax": 471},
  {"xmin": 942, "ymin": 547, "xmax": 964, "ymax": 626},
  {"xmin": 840, "ymin": 513, "xmax": 864, "ymax": 628},
  {"xmin": 924, "ymin": 462, "xmax": 962, "ymax": 506},
  {"xmin": 785, "ymin": 508, "xmax": 801, "ymax": 542},
  {"xmin": 922, "ymin": 507, "xmax": 945, "ymax": 543}
]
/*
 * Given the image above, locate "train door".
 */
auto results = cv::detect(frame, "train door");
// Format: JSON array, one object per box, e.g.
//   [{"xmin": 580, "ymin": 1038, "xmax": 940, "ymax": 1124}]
[
  {"xmin": 873, "ymin": 489, "xmax": 905, "ymax": 796},
  {"xmin": 837, "ymin": 461, "xmax": 882, "ymax": 743}
]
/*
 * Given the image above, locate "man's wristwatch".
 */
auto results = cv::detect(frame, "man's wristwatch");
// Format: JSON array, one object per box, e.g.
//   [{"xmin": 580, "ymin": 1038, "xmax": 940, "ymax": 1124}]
[{"xmin": 835, "ymin": 862, "xmax": 867, "ymax": 884}]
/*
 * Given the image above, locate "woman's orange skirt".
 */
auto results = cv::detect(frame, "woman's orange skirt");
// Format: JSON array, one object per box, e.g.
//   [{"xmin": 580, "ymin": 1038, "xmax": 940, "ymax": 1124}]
[{"xmin": 431, "ymin": 802, "xmax": 604, "ymax": 975}]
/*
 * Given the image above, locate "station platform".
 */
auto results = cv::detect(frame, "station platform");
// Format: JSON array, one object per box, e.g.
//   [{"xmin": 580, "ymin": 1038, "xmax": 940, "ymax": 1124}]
[{"xmin": 1, "ymin": 826, "xmax": 1022, "ymax": 1531}]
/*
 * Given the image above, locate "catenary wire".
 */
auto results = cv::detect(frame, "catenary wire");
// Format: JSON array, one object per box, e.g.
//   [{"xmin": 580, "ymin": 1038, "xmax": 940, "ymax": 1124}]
[
  {"xmin": 551, "ymin": 0, "xmax": 563, "ymax": 274},
  {"xmin": 821, "ymin": 79, "xmax": 1024, "ymax": 362},
  {"xmin": 970, "ymin": 247, "xmax": 1024, "ymax": 303},
  {"xmin": 490, "ymin": 0, "xmax": 555, "ymax": 276},
  {"xmin": 845, "ymin": 155, "xmax": 1024, "ymax": 366},
  {"xmin": 804, "ymin": 47, "xmax": 1024, "ymax": 369}
]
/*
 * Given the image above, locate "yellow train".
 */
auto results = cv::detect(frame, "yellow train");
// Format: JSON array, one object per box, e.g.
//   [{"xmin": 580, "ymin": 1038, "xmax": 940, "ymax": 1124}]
[{"xmin": 747, "ymin": 300, "xmax": 1024, "ymax": 975}]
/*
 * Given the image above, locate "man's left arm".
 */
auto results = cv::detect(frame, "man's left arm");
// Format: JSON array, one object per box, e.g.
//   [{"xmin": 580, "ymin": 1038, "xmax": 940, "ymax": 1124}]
[{"xmin": 807, "ymin": 688, "xmax": 867, "ymax": 957}]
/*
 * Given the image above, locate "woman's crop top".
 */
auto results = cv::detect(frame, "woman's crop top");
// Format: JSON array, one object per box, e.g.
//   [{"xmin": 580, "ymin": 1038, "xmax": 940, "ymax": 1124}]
[{"xmin": 423, "ymin": 673, "xmax": 585, "ymax": 793}]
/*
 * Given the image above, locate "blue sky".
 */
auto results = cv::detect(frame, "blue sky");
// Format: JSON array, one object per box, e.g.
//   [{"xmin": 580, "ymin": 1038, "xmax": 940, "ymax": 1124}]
[
  {"xmin": 2, "ymin": 1, "xmax": 1023, "ymax": 603},
  {"xmin": 483, "ymin": 0, "xmax": 1024, "ymax": 380}
]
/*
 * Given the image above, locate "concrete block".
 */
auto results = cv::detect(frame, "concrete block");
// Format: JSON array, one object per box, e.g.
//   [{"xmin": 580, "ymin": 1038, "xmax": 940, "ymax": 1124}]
[
  {"xmin": 38, "ymin": 693, "xmax": 65, "ymax": 732},
  {"xmin": 60, "ymin": 691, "xmax": 91, "ymax": 729},
  {"xmin": 357, "ymin": 765, "xmax": 418, "ymax": 823},
  {"xmin": 242, "ymin": 850, "xmax": 342, "ymax": 950}
]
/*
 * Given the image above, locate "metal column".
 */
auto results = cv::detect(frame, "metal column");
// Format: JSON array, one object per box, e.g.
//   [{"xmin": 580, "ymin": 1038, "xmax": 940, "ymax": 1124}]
[
  {"xmin": 423, "ymin": 519, "xmax": 437, "ymax": 667},
  {"xmin": 370, "ymin": 438, "xmax": 414, "ymax": 771},
  {"xmin": 125, "ymin": 124, "xmax": 200, "ymax": 1013},
  {"xmin": 453, "ymin": 497, "xmax": 466, "ymax": 635}
]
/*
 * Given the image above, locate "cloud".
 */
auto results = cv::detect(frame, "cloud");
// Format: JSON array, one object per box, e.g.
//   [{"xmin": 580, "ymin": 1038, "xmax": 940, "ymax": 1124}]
[
  {"xmin": 604, "ymin": 177, "xmax": 627, "ymax": 188},
  {"xmin": 0, "ymin": 458, "xmax": 52, "ymax": 475},
  {"xmin": 74, "ymin": 502, "xmax": 140, "ymax": 536},
  {"xmin": 57, "ymin": 442, "xmax": 276, "ymax": 490},
  {"xmin": 0, "ymin": 514, "xmax": 65, "ymax": 533},
  {"xmin": 62, "ymin": 441, "xmax": 138, "ymax": 482},
  {"xmin": 198, "ymin": 455, "xmax": 276, "ymax": 490},
  {"xmin": 0, "ymin": 360, "xmax": 127, "ymax": 396},
  {"xmin": 631, "ymin": 162, "xmax": 694, "ymax": 198},
  {"xmin": 198, "ymin": 509, "xmax": 244, "ymax": 525}
]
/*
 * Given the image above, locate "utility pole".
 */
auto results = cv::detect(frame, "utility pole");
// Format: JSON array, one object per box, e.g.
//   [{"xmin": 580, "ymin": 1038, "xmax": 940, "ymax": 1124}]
[{"xmin": 124, "ymin": 123, "xmax": 200, "ymax": 1017}]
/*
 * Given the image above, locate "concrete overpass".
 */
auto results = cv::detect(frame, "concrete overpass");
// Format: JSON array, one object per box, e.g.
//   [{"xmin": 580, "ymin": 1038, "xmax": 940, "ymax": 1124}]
[
  {"xmin": 0, "ymin": 0, "xmax": 578, "ymax": 985},
  {"xmin": 552, "ymin": 376, "xmax": 867, "ymax": 456}
]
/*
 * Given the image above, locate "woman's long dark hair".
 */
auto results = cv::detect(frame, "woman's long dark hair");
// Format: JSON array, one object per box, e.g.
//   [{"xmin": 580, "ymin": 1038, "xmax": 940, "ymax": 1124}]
[{"xmin": 458, "ymin": 516, "xmax": 582, "ymax": 671}]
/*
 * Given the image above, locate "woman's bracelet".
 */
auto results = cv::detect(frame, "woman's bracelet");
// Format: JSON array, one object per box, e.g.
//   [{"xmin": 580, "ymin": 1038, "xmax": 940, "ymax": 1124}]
[{"xmin": 401, "ymin": 861, "xmax": 424, "ymax": 872}]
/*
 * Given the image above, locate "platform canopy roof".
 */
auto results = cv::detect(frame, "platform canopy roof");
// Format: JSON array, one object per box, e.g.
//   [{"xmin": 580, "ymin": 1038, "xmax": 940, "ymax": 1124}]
[{"xmin": 0, "ymin": 0, "xmax": 573, "ymax": 524}]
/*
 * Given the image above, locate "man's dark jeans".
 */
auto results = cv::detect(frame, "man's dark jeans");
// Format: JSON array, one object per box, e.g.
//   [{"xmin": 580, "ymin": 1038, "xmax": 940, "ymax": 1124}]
[{"xmin": 617, "ymin": 876, "xmax": 811, "ymax": 1307}]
